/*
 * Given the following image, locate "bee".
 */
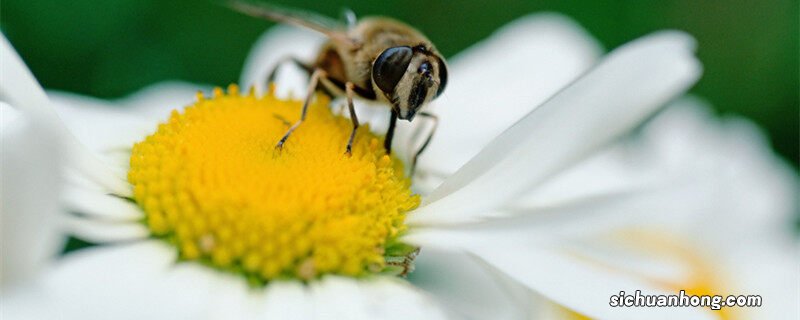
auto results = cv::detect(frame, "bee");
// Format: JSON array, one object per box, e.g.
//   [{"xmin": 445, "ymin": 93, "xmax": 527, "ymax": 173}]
[{"xmin": 229, "ymin": 1, "xmax": 447, "ymax": 170}]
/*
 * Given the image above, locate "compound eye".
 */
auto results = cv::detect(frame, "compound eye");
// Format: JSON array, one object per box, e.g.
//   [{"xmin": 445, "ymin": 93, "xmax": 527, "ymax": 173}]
[{"xmin": 372, "ymin": 46, "xmax": 413, "ymax": 94}]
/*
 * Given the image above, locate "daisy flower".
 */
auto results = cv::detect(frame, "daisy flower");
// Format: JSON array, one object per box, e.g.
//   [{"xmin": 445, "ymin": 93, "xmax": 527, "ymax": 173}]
[{"xmin": 1, "ymin": 13, "xmax": 747, "ymax": 319}]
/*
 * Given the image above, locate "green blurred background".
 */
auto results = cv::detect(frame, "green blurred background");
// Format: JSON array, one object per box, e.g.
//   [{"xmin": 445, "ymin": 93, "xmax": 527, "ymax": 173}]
[{"xmin": 2, "ymin": 0, "xmax": 798, "ymax": 166}]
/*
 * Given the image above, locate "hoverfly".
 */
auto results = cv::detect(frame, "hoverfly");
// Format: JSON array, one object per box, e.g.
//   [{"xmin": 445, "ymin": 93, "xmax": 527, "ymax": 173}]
[{"xmin": 229, "ymin": 1, "xmax": 447, "ymax": 171}]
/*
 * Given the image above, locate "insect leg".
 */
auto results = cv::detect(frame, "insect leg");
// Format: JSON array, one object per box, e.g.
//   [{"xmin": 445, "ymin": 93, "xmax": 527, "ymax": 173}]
[
  {"xmin": 266, "ymin": 56, "xmax": 312, "ymax": 88},
  {"xmin": 409, "ymin": 112, "xmax": 438, "ymax": 175},
  {"xmin": 384, "ymin": 109, "xmax": 398, "ymax": 154},
  {"xmin": 276, "ymin": 68, "xmax": 327, "ymax": 150},
  {"xmin": 386, "ymin": 247, "xmax": 420, "ymax": 277},
  {"xmin": 344, "ymin": 82, "xmax": 360, "ymax": 156}
]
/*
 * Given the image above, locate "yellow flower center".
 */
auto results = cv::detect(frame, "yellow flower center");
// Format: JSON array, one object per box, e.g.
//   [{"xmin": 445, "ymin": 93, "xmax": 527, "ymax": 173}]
[{"xmin": 128, "ymin": 85, "xmax": 420, "ymax": 282}]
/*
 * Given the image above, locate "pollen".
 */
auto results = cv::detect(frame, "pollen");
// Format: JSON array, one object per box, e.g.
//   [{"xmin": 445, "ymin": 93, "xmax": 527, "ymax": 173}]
[{"xmin": 128, "ymin": 85, "xmax": 419, "ymax": 282}]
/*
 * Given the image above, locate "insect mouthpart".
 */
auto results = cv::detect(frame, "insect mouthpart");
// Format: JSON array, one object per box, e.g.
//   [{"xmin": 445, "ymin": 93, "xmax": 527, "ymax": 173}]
[
  {"xmin": 400, "ymin": 109, "xmax": 417, "ymax": 121},
  {"xmin": 424, "ymin": 75, "xmax": 437, "ymax": 88}
]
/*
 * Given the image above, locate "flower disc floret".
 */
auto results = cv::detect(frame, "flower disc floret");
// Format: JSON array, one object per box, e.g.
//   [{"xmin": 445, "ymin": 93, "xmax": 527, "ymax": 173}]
[{"xmin": 128, "ymin": 85, "xmax": 419, "ymax": 281}]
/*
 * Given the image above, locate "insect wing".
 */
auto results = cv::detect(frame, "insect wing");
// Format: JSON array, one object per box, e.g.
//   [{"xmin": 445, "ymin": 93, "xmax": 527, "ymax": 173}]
[{"xmin": 228, "ymin": 0, "xmax": 355, "ymax": 46}]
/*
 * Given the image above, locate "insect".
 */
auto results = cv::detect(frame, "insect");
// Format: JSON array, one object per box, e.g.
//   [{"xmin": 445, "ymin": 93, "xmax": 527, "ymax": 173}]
[{"xmin": 229, "ymin": 1, "xmax": 447, "ymax": 171}]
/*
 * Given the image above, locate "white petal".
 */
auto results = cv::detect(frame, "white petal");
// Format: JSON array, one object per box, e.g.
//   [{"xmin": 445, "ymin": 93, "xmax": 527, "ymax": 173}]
[
  {"xmin": 46, "ymin": 242, "xmax": 449, "ymax": 320},
  {"xmin": 63, "ymin": 186, "xmax": 144, "ymax": 221},
  {"xmin": 723, "ymin": 236, "xmax": 799, "ymax": 319},
  {"xmin": 482, "ymin": 97, "xmax": 797, "ymax": 252},
  {"xmin": 0, "ymin": 103, "xmax": 63, "ymax": 286},
  {"xmin": 410, "ymin": 31, "xmax": 701, "ymax": 226},
  {"xmin": 414, "ymin": 13, "xmax": 602, "ymax": 176},
  {"xmin": 205, "ymin": 272, "xmax": 264, "ymax": 320},
  {"xmin": 48, "ymin": 240, "xmax": 281, "ymax": 320},
  {"xmin": 514, "ymin": 97, "xmax": 799, "ymax": 247},
  {"xmin": 0, "ymin": 281, "xmax": 61, "ymax": 319},
  {"xmin": 64, "ymin": 167, "xmax": 110, "ymax": 194},
  {"xmin": 470, "ymin": 245, "xmax": 716, "ymax": 320},
  {"xmin": 0, "ymin": 34, "xmax": 131, "ymax": 196},
  {"xmin": 409, "ymin": 94, "xmax": 795, "ymax": 319},
  {"xmin": 536, "ymin": 229, "xmax": 797, "ymax": 320},
  {"xmin": 507, "ymin": 140, "xmax": 663, "ymax": 210},
  {"xmin": 153, "ymin": 263, "xmax": 221, "ymax": 318},
  {"xmin": 240, "ymin": 25, "xmax": 325, "ymax": 98},
  {"xmin": 47, "ymin": 90, "xmax": 155, "ymax": 153},
  {"xmin": 117, "ymin": 81, "xmax": 208, "ymax": 121},
  {"xmin": 259, "ymin": 281, "xmax": 314, "ymax": 320},
  {"xmin": 405, "ymin": 178, "xmax": 717, "ymax": 251},
  {"xmin": 408, "ymin": 248, "xmax": 532, "ymax": 320},
  {"xmin": 306, "ymin": 276, "xmax": 450, "ymax": 320},
  {"xmin": 633, "ymin": 98, "xmax": 799, "ymax": 235},
  {"xmin": 60, "ymin": 244, "xmax": 222, "ymax": 320},
  {"xmin": 45, "ymin": 241, "xmax": 315, "ymax": 320},
  {"xmin": 311, "ymin": 277, "xmax": 370, "ymax": 319},
  {"xmin": 48, "ymin": 81, "xmax": 207, "ymax": 154},
  {"xmin": 355, "ymin": 277, "xmax": 449, "ymax": 320},
  {"xmin": 589, "ymin": 109, "xmax": 797, "ymax": 320},
  {"xmin": 44, "ymin": 241, "xmax": 178, "ymax": 319},
  {"xmin": 408, "ymin": 104, "xmax": 796, "ymax": 319},
  {"xmin": 593, "ymin": 99, "xmax": 799, "ymax": 319},
  {"xmin": 63, "ymin": 216, "xmax": 149, "ymax": 243},
  {"xmin": 0, "ymin": 36, "xmax": 51, "ymax": 118}
]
